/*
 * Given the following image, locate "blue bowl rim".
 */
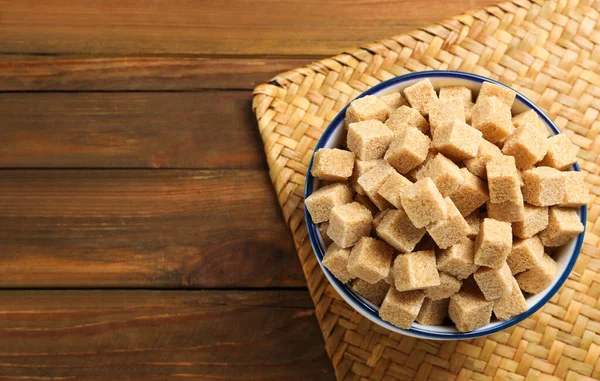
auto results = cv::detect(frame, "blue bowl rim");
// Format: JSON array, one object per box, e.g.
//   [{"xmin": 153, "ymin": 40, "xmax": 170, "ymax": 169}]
[{"xmin": 304, "ymin": 70, "xmax": 587, "ymax": 340}]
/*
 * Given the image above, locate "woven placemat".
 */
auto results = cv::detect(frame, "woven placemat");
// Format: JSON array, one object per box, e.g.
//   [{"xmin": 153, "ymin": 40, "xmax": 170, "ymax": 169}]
[{"xmin": 252, "ymin": 0, "xmax": 600, "ymax": 379}]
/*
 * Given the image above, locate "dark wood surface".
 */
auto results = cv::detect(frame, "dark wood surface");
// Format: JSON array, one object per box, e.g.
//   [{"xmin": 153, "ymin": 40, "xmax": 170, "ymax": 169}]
[
  {"xmin": 0, "ymin": 170, "xmax": 301, "ymax": 287},
  {"xmin": 0, "ymin": 92, "xmax": 265, "ymax": 168},
  {"xmin": 0, "ymin": 290, "xmax": 332, "ymax": 380},
  {"xmin": 0, "ymin": 0, "xmax": 495, "ymax": 55},
  {"xmin": 0, "ymin": 0, "xmax": 497, "ymax": 378}
]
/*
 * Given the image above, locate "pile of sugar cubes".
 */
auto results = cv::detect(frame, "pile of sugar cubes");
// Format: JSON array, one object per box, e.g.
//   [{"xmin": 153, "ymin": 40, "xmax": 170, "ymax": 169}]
[{"xmin": 306, "ymin": 79, "xmax": 589, "ymax": 332}]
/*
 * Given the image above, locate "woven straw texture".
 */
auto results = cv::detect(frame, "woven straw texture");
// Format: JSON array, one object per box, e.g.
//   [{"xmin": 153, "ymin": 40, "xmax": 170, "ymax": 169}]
[{"xmin": 252, "ymin": 0, "xmax": 600, "ymax": 379}]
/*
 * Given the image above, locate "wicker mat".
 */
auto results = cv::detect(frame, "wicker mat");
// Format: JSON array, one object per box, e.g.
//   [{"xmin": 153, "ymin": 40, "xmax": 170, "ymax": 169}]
[{"xmin": 252, "ymin": 0, "xmax": 600, "ymax": 379}]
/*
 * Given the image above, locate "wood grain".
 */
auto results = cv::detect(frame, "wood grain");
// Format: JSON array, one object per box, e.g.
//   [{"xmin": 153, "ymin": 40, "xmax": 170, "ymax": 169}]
[
  {"xmin": 0, "ymin": 0, "xmax": 498, "ymax": 56},
  {"xmin": 0, "ymin": 92, "xmax": 266, "ymax": 169},
  {"xmin": 0, "ymin": 170, "xmax": 303, "ymax": 288},
  {"xmin": 0, "ymin": 1, "xmax": 510, "ymax": 379},
  {"xmin": 0, "ymin": 56, "xmax": 313, "ymax": 91},
  {"xmin": 0, "ymin": 290, "xmax": 333, "ymax": 380}
]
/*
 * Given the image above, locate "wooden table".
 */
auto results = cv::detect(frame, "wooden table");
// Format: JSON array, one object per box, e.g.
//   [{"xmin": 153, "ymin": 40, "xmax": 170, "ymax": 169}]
[{"xmin": 0, "ymin": 1, "xmax": 496, "ymax": 379}]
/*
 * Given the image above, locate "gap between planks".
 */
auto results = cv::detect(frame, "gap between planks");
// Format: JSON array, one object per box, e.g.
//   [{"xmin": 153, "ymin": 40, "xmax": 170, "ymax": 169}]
[{"xmin": 0, "ymin": 55, "xmax": 315, "ymax": 91}]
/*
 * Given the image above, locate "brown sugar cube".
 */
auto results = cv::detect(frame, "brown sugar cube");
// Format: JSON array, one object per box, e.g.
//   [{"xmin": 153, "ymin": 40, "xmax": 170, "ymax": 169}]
[
  {"xmin": 522, "ymin": 166, "xmax": 566, "ymax": 206},
  {"xmin": 357, "ymin": 161, "xmax": 395, "ymax": 210},
  {"xmin": 424, "ymin": 272, "xmax": 463, "ymax": 301},
  {"xmin": 322, "ymin": 243, "xmax": 353, "ymax": 283},
  {"xmin": 502, "ymin": 124, "xmax": 549, "ymax": 170},
  {"xmin": 439, "ymin": 86, "xmax": 474, "ymax": 123},
  {"xmin": 406, "ymin": 150, "xmax": 434, "ymax": 182},
  {"xmin": 516, "ymin": 253, "xmax": 557, "ymax": 294},
  {"xmin": 372, "ymin": 209, "xmax": 390, "ymax": 230},
  {"xmin": 440, "ymin": 86, "xmax": 472, "ymax": 105},
  {"xmin": 376, "ymin": 209, "xmax": 426, "ymax": 253},
  {"xmin": 350, "ymin": 159, "xmax": 380, "ymax": 195},
  {"xmin": 465, "ymin": 210, "xmax": 482, "ymax": 239},
  {"xmin": 427, "ymin": 198, "xmax": 470, "ymax": 249},
  {"xmin": 327, "ymin": 202, "xmax": 373, "ymax": 248},
  {"xmin": 464, "ymin": 139, "xmax": 503, "ymax": 179},
  {"xmin": 538, "ymin": 207, "xmax": 584, "ymax": 247},
  {"xmin": 348, "ymin": 120, "xmax": 395, "ymax": 160},
  {"xmin": 379, "ymin": 92, "xmax": 408, "ymax": 114},
  {"xmin": 561, "ymin": 171, "xmax": 590, "ymax": 208},
  {"xmin": 403, "ymin": 79, "xmax": 438, "ymax": 116},
  {"xmin": 486, "ymin": 197, "xmax": 525, "ymax": 223},
  {"xmin": 429, "ymin": 98, "xmax": 466, "ymax": 135},
  {"xmin": 385, "ymin": 105, "xmax": 430, "ymax": 134},
  {"xmin": 512, "ymin": 204, "xmax": 549, "ymax": 239},
  {"xmin": 507, "ymin": 236, "xmax": 544, "ymax": 275},
  {"xmin": 449, "ymin": 285, "xmax": 493, "ymax": 332},
  {"xmin": 318, "ymin": 222, "xmax": 333, "ymax": 246},
  {"xmin": 474, "ymin": 262, "xmax": 513, "ymax": 300},
  {"xmin": 346, "ymin": 95, "xmax": 389, "ymax": 125},
  {"xmin": 432, "ymin": 120, "xmax": 482, "ymax": 160},
  {"xmin": 311, "ymin": 148, "xmax": 356, "ymax": 181},
  {"xmin": 377, "ymin": 171, "xmax": 413, "ymax": 209},
  {"xmin": 438, "ymin": 238, "xmax": 479, "ymax": 279},
  {"xmin": 347, "ymin": 237, "xmax": 394, "ymax": 283},
  {"xmin": 409, "ymin": 151, "xmax": 433, "ymax": 181},
  {"xmin": 401, "ymin": 177, "xmax": 448, "ymax": 228},
  {"xmin": 471, "ymin": 96, "xmax": 514, "ymax": 143},
  {"xmin": 416, "ymin": 153, "xmax": 464, "ymax": 197},
  {"xmin": 351, "ymin": 278, "xmax": 390, "ymax": 306},
  {"xmin": 486, "ymin": 178, "xmax": 525, "ymax": 223},
  {"xmin": 477, "ymin": 82, "xmax": 516, "ymax": 107},
  {"xmin": 379, "ymin": 288, "xmax": 425, "ymax": 329},
  {"xmin": 392, "ymin": 250, "xmax": 440, "ymax": 291},
  {"xmin": 474, "ymin": 218, "xmax": 512, "ymax": 268},
  {"xmin": 493, "ymin": 276, "xmax": 528, "ymax": 320},
  {"xmin": 416, "ymin": 298, "xmax": 449, "ymax": 325},
  {"xmin": 353, "ymin": 193, "xmax": 379, "ymax": 216},
  {"xmin": 539, "ymin": 134, "xmax": 578, "ymax": 170},
  {"xmin": 451, "ymin": 168, "xmax": 489, "ymax": 217},
  {"xmin": 487, "ymin": 155, "xmax": 521, "ymax": 203},
  {"xmin": 512, "ymin": 110, "xmax": 550, "ymax": 137},
  {"xmin": 384, "ymin": 127, "xmax": 431, "ymax": 174},
  {"xmin": 305, "ymin": 183, "xmax": 354, "ymax": 223}
]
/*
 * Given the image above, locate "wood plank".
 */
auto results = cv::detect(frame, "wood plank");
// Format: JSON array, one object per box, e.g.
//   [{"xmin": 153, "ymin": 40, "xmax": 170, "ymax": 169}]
[
  {"xmin": 0, "ymin": 56, "xmax": 313, "ymax": 91},
  {"xmin": 0, "ymin": 169, "xmax": 304, "ymax": 288},
  {"xmin": 0, "ymin": 0, "xmax": 499, "ymax": 56},
  {"xmin": 0, "ymin": 290, "xmax": 333, "ymax": 380},
  {"xmin": 0, "ymin": 91, "xmax": 266, "ymax": 169}
]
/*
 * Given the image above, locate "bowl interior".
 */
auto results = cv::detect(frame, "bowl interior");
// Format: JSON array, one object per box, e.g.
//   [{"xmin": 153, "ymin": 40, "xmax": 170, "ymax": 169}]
[{"xmin": 305, "ymin": 71, "xmax": 586, "ymax": 340}]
